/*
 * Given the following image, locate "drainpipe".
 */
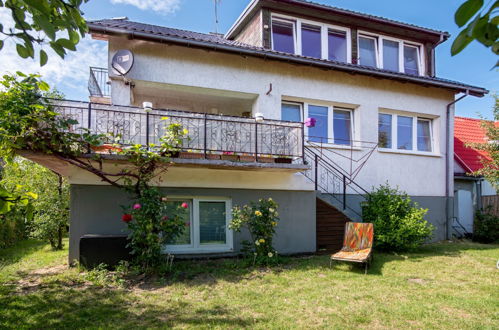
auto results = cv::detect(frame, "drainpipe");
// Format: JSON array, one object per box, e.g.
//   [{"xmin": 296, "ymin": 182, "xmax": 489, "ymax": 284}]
[{"xmin": 445, "ymin": 90, "xmax": 469, "ymax": 239}]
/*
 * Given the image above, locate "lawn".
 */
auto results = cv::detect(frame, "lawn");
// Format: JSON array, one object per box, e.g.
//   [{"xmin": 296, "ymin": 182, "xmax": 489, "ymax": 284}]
[{"xmin": 0, "ymin": 240, "xmax": 498, "ymax": 329}]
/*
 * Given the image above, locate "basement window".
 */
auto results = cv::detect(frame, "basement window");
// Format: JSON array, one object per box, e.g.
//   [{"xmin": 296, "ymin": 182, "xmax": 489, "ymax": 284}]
[{"xmin": 164, "ymin": 197, "xmax": 233, "ymax": 254}]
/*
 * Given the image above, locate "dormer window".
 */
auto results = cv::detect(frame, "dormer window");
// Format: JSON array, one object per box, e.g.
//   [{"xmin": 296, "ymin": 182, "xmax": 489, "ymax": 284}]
[
  {"xmin": 359, "ymin": 35, "xmax": 378, "ymax": 67},
  {"xmin": 328, "ymin": 29, "xmax": 347, "ymax": 62},
  {"xmin": 271, "ymin": 19, "xmax": 296, "ymax": 53},
  {"xmin": 301, "ymin": 24, "xmax": 321, "ymax": 58},
  {"xmin": 359, "ymin": 32, "xmax": 424, "ymax": 75},
  {"xmin": 271, "ymin": 14, "xmax": 351, "ymax": 64}
]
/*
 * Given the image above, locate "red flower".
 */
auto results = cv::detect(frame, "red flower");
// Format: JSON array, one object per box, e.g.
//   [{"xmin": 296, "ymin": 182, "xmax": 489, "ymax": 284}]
[
  {"xmin": 162, "ymin": 215, "xmax": 169, "ymax": 221},
  {"xmin": 181, "ymin": 202, "xmax": 188, "ymax": 209},
  {"xmin": 122, "ymin": 214, "xmax": 133, "ymax": 223}
]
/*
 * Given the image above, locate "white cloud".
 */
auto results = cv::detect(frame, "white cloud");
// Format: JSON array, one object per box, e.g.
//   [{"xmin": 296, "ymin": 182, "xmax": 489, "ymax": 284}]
[
  {"xmin": 110, "ymin": 0, "xmax": 181, "ymax": 15},
  {"xmin": 0, "ymin": 8, "xmax": 107, "ymax": 100}
]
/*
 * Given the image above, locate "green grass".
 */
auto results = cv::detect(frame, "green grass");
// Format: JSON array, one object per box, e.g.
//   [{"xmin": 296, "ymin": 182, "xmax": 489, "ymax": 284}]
[{"xmin": 0, "ymin": 240, "xmax": 498, "ymax": 329}]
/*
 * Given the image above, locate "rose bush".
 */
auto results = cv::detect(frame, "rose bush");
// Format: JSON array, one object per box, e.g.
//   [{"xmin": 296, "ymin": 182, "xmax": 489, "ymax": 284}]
[{"xmin": 229, "ymin": 198, "xmax": 280, "ymax": 265}]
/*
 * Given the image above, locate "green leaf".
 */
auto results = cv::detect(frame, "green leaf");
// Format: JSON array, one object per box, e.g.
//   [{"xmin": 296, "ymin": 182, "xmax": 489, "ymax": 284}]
[
  {"xmin": 33, "ymin": 14, "xmax": 56, "ymax": 40},
  {"xmin": 39, "ymin": 49, "xmax": 48, "ymax": 66},
  {"xmin": 455, "ymin": 0, "xmax": 484, "ymax": 27},
  {"xmin": 26, "ymin": 191, "xmax": 38, "ymax": 199},
  {"xmin": 23, "ymin": 0, "xmax": 51, "ymax": 15},
  {"xmin": 56, "ymin": 38, "xmax": 76, "ymax": 51},
  {"xmin": 68, "ymin": 29, "xmax": 80, "ymax": 44},
  {"xmin": 0, "ymin": 40, "xmax": 3, "ymax": 51},
  {"xmin": 38, "ymin": 81, "xmax": 50, "ymax": 92},
  {"xmin": 16, "ymin": 44, "xmax": 30, "ymax": 58},
  {"xmin": 49, "ymin": 41, "xmax": 66, "ymax": 58},
  {"xmin": 451, "ymin": 28, "xmax": 474, "ymax": 55}
]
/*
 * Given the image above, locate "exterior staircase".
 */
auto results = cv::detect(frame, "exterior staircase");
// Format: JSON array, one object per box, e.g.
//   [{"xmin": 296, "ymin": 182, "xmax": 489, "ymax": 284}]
[{"xmin": 303, "ymin": 146, "xmax": 371, "ymax": 252}]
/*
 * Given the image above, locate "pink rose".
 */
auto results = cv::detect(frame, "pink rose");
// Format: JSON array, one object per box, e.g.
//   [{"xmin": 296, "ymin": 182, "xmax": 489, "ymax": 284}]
[
  {"xmin": 133, "ymin": 203, "xmax": 141, "ymax": 210},
  {"xmin": 162, "ymin": 215, "xmax": 169, "ymax": 221},
  {"xmin": 181, "ymin": 202, "xmax": 188, "ymax": 209}
]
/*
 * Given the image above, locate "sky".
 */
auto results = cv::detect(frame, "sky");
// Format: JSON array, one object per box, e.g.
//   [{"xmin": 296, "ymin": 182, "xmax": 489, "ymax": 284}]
[{"xmin": 0, "ymin": 0, "xmax": 497, "ymax": 118}]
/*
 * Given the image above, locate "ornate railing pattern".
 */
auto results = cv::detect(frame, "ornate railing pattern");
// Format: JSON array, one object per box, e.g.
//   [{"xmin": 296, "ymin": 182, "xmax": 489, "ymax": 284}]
[
  {"xmin": 53, "ymin": 100, "xmax": 304, "ymax": 161},
  {"xmin": 88, "ymin": 67, "xmax": 110, "ymax": 98}
]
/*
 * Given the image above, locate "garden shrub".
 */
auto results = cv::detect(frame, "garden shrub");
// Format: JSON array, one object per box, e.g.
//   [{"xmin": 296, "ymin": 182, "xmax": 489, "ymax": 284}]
[
  {"xmin": 473, "ymin": 209, "xmax": 499, "ymax": 243},
  {"xmin": 361, "ymin": 183, "xmax": 434, "ymax": 251},
  {"xmin": 1, "ymin": 158, "xmax": 69, "ymax": 249},
  {"xmin": 230, "ymin": 198, "xmax": 280, "ymax": 265}
]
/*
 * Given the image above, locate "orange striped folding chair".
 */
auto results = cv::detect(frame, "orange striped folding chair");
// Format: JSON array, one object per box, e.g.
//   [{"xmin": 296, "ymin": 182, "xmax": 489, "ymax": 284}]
[{"xmin": 330, "ymin": 222, "xmax": 374, "ymax": 274}]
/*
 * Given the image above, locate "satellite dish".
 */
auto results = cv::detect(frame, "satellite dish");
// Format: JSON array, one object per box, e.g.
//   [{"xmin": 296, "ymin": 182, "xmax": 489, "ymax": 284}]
[{"xmin": 111, "ymin": 49, "xmax": 134, "ymax": 76}]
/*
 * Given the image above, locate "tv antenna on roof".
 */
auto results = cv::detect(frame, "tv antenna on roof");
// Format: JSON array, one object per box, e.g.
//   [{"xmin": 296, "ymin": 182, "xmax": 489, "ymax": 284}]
[{"xmin": 213, "ymin": 0, "xmax": 221, "ymax": 34}]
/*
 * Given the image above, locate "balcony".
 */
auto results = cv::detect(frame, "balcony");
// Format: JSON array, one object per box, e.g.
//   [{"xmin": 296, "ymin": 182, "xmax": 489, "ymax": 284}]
[
  {"xmin": 88, "ymin": 67, "xmax": 111, "ymax": 103},
  {"xmin": 53, "ymin": 100, "xmax": 306, "ymax": 170}
]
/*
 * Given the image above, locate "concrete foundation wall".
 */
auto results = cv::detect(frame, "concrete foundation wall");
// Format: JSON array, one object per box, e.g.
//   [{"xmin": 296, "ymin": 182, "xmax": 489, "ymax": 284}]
[{"xmin": 69, "ymin": 185, "xmax": 316, "ymax": 263}]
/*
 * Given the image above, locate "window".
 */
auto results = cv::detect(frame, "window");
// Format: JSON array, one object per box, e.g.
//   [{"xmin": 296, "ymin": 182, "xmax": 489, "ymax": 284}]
[
  {"xmin": 378, "ymin": 113, "xmax": 434, "ymax": 153},
  {"xmin": 382, "ymin": 39, "xmax": 399, "ymax": 72},
  {"xmin": 281, "ymin": 102, "xmax": 302, "ymax": 122},
  {"xmin": 328, "ymin": 29, "xmax": 347, "ymax": 62},
  {"xmin": 271, "ymin": 15, "xmax": 351, "ymax": 62},
  {"xmin": 397, "ymin": 116, "xmax": 413, "ymax": 150},
  {"xmin": 308, "ymin": 105, "xmax": 328, "ymax": 143},
  {"xmin": 417, "ymin": 119, "xmax": 432, "ymax": 152},
  {"xmin": 165, "ymin": 197, "xmax": 232, "ymax": 253},
  {"xmin": 358, "ymin": 31, "xmax": 424, "ymax": 75},
  {"xmin": 333, "ymin": 109, "xmax": 352, "ymax": 145},
  {"xmin": 301, "ymin": 24, "xmax": 321, "ymax": 58},
  {"xmin": 304, "ymin": 104, "xmax": 354, "ymax": 145},
  {"xmin": 378, "ymin": 113, "xmax": 392, "ymax": 148},
  {"xmin": 359, "ymin": 36, "xmax": 377, "ymax": 67},
  {"xmin": 272, "ymin": 19, "xmax": 295, "ymax": 53},
  {"xmin": 404, "ymin": 45, "xmax": 420, "ymax": 75}
]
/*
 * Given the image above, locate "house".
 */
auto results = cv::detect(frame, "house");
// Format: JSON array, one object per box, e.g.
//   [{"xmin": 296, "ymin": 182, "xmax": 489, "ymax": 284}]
[
  {"xmin": 24, "ymin": 0, "xmax": 487, "ymax": 263},
  {"xmin": 454, "ymin": 116, "xmax": 497, "ymax": 236}
]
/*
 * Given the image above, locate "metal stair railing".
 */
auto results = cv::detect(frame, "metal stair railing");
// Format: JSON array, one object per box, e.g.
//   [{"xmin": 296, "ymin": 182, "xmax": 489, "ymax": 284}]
[{"xmin": 303, "ymin": 145, "xmax": 370, "ymax": 218}]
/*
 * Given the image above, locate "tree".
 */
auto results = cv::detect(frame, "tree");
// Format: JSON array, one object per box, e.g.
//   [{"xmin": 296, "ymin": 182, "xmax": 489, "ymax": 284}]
[
  {"xmin": 469, "ymin": 95, "xmax": 499, "ymax": 191},
  {"xmin": 1, "ymin": 158, "xmax": 69, "ymax": 249},
  {"xmin": 0, "ymin": 0, "xmax": 89, "ymax": 66},
  {"xmin": 452, "ymin": 0, "xmax": 499, "ymax": 66},
  {"xmin": 0, "ymin": 73, "xmax": 189, "ymax": 269}
]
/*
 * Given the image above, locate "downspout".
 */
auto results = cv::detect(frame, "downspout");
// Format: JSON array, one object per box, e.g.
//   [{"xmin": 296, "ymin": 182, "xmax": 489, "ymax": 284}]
[{"xmin": 445, "ymin": 90, "xmax": 469, "ymax": 239}]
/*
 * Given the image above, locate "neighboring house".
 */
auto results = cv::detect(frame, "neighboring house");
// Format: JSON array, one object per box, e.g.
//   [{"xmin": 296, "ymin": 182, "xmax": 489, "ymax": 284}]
[
  {"xmin": 25, "ymin": 0, "xmax": 487, "ymax": 263},
  {"xmin": 454, "ymin": 116, "xmax": 497, "ymax": 236}
]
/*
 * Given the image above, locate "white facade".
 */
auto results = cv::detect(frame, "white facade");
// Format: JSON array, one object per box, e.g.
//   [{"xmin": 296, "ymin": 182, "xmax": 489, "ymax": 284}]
[{"xmin": 107, "ymin": 37, "xmax": 455, "ymax": 197}]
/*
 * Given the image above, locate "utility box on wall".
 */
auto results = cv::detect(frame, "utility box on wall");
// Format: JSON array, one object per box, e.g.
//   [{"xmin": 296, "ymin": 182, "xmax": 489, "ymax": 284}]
[{"xmin": 79, "ymin": 235, "xmax": 132, "ymax": 269}]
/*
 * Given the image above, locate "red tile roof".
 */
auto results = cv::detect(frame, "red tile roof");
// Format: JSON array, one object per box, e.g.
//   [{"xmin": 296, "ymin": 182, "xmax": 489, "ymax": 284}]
[{"xmin": 454, "ymin": 116, "xmax": 497, "ymax": 173}]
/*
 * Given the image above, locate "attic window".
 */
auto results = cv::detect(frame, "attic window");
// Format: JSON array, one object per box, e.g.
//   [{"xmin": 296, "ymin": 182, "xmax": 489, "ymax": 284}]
[
  {"xmin": 272, "ymin": 19, "xmax": 295, "ymax": 53},
  {"xmin": 301, "ymin": 24, "xmax": 321, "ymax": 58},
  {"xmin": 328, "ymin": 29, "xmax": 347, "ymax": 63}
]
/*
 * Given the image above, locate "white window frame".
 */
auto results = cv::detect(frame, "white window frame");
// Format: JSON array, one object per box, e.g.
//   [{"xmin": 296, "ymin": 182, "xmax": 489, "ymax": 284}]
[
  {"xmin": 270, "ymin": 17, "xmax": 297, "ymax": 54},
  {"xmin": 378, "ymin": 112, "xmax": 435, "ymax": 154},
  {"xmin": 416, "ymin": 118, "xmax": 433, "ymax": 152},
  {"xmin": 301, "ymin": 102, "xmax": 354, "ymax": 146},
  {"xmin": 281, "ymin": 101, "xmax": 303, "ymax": 122},
  {"xmin": 271, "ymin": 13, "xmax": 351, "ymax": 63},
  {"xmin": 358, "ymin": 30, "xmax": 425, "ymax": 76},
  {"xmin": 358, "ymin": 34, "xmax": 379, "ymax": 68},
  {"xmin": 164, "ymin": 196, "xmax": 233, "ymax": 254},
  {"xmin": 403, "ymin": 43, "xmax": 422, "ymax": 76}
]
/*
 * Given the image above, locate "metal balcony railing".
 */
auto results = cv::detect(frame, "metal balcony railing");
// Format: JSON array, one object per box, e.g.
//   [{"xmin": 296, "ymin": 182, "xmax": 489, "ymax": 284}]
[
  {"xmin": 88, "ymin": 67, "xmax": 110, "ymax": 98},
  {"xmin": 53, "ymin": 100, "xmax": 305, "ymax": 163}
]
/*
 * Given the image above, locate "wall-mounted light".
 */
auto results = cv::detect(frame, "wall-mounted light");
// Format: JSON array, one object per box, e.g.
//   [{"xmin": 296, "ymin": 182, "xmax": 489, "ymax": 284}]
[
  {"xmin": 143, "ymin": 101, "xmax": 153, "ymax": 113},
  {"xmin": 255, "ymin": 112, "xmax": 264, "ymax": 123}
]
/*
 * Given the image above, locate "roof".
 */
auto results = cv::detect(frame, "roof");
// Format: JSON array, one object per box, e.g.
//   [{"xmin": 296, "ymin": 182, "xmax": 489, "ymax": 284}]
[
  {"xmin": 454, "ymin": 116, "xmax": 497, "ymax": 173},
  {"xmin": 226, "ymin": 0, "xmax": 449, "ymax": 42},
  {"xmin": 87, "ymin": 19, "xmax": 487, "ymax": 97}
]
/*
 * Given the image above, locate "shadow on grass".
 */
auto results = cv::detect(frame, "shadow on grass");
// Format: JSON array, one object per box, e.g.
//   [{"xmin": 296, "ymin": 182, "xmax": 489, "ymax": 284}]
[
  {"xmin": 0, "ymin": 285, "xmax": 255, "ymax": 329},
  {"xmin": 0, "ymin": 240, "xmax": 46, "ymax": 268},
  {"xmin": 161, "ymin": 241, "xmax": 499, "ymax": 282}
]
